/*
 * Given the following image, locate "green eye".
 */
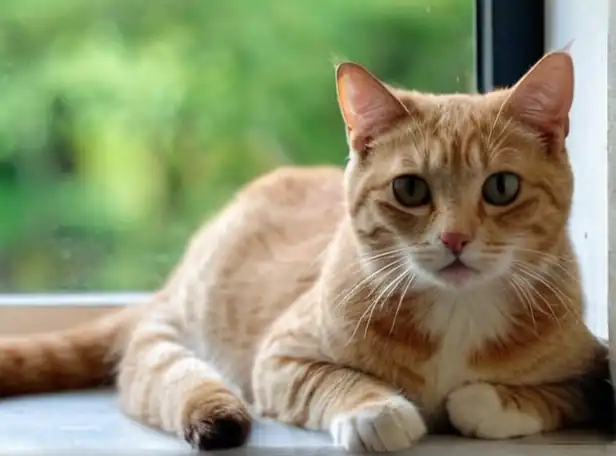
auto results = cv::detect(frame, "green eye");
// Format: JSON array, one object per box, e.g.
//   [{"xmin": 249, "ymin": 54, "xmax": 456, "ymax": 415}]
[
  {"xmin": 392, "ymin": 175, "xmax": 431, "ymax": 207},
  {"xmin": 482, "ymin": 172, "xmax": 520, "ymax": 206}
]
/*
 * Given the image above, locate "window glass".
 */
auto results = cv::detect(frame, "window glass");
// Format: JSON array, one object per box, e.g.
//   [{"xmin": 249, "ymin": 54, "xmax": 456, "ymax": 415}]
[{"xmin": 0, "ymin": 0, "xmax": 475, "ymax": 292}]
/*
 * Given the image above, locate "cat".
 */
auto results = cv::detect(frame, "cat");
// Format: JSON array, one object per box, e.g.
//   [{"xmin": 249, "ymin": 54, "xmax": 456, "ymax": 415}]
[{"xmin": 0, "ymin": 48, "xmax": 612, "ymax": 453}]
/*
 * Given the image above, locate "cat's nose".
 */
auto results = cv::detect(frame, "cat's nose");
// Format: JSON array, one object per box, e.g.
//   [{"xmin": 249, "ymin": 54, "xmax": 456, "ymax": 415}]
[{"xmin": 439, "ymin": 232, "xmax": 471, "ymax": 255}]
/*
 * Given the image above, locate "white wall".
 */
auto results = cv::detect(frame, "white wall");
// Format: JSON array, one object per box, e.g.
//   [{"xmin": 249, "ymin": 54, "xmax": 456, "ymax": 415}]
[{"xmin": 545, "ymin": 0, "xmax": 609, "ymax": 338}]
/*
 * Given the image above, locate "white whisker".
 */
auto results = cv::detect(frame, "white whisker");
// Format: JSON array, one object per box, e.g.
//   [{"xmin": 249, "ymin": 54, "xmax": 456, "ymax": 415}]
[
  {"xmin": 332, "ymin": 257, "xmax": 405, "ymax": 312},
  {"xmin": 347, "ymin": 262, "xmax": 408, "ymax": 344},
  {"xmin": 512, "ymin": 260, "xmax": 581, "ymax": 326},
  {"xmin": 390, "ymin": 274, "xmax": 416, "ymax": 335},
  {"xmin": 363, "ymin": 266, "xmax": 410, "ymax": 338},
  {"xmin": 508, "ymin": 274, "xmax": 540, "ymax": 336},
  {"xmin": 513, "ymin": 268, "xmax": 564, "ymax": 333}
]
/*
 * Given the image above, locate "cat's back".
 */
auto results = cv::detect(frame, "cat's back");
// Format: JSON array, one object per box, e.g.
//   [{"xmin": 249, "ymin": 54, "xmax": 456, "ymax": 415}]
[
  {"xmin": 189, "ymin": 164, "xmax": 346, "ymax": 312},
  {"xmin": 177, "ymin": 166, "xmax": 345, "ymax": 389},
  {"xmin": 228, "ymin": 165, "xmax": 345, "ymax": 291},
  {"xmin": 235, "ymin": 165, "xmax": 345, "ymax": 247},
  {"xmin": 240, "ymin": 165, "xmax": 345, "ymax": 216}
]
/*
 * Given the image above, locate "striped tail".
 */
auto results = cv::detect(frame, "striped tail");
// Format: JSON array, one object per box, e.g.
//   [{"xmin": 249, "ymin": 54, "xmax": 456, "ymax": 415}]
[{"xmin": 0, "ymin": 306, "xmax": 141, "ymax": 396}]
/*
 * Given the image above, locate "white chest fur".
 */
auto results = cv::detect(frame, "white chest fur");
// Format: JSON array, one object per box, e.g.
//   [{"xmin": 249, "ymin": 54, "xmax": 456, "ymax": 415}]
[{"xmin": 416, "ymin": 286, "xmax": 512, "ymax": 417}]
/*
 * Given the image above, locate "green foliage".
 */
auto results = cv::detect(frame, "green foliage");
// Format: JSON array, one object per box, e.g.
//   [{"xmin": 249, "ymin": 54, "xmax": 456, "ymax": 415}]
[{"xmin": 0, "ymin": 0, "xmax": 474, "ymax": 292}]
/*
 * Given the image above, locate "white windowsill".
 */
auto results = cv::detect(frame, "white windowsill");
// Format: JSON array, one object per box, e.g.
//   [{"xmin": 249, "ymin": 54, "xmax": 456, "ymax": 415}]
[{"xmin": 0, "ymin": 292, "xmax": 150, "ymax": 307}]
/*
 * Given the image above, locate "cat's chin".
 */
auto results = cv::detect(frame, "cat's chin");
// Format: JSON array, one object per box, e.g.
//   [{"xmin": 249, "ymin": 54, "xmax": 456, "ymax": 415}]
[{"xmin": 427, "ymin": 260, "xmax": 485, "ymax": 290}]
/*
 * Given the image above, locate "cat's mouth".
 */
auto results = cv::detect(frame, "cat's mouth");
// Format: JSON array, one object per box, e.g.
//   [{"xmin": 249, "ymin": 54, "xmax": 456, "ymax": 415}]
[{"xmin": 436, "ymin": 259, "xmax": 478, "ymax": 283}]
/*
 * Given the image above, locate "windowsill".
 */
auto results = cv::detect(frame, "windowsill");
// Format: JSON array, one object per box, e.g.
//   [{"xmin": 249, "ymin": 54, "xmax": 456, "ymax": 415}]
[
  {"xmin": 0, "ymin": 389, "xmax": 611, "ymax": 453},
  {"xmin": 0, "ymin": 292, "xmax": 150, "ymax": 307},
  {"xmin": 0, "ymin": 293, "xmax": 148, "ymax": 335}
]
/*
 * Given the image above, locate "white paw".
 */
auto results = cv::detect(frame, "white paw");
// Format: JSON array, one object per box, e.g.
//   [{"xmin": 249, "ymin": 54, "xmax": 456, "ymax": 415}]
[
  {"xmin": 330, "ymin": 396, "xmax": 427, "ymax": 452},
  {"xmin": 446, "ymin": 383, "xmax": 543, "ymax": 439}
]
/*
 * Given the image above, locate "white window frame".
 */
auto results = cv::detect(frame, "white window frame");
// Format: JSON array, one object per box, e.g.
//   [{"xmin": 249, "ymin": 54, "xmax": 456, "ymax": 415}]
[{"xmin": 545, "ymin": 0, "xmax": 609, "ymax": 339}]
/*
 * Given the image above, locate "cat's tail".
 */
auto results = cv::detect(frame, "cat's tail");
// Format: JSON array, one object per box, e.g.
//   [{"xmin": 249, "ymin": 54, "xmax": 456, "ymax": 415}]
[{"xmin": 0, "ymin": 305, "xmax": 142, "ymax": 396}]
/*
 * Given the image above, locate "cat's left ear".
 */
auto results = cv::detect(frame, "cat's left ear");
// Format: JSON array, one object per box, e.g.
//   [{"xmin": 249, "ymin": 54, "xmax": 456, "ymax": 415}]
[
  {"xmin": 336, "ymin": 62, "xmax": 409, "ymax": 155},
  {"xmin": 506, "ymin": 50, "xmax": 574, "ymax": 140}
]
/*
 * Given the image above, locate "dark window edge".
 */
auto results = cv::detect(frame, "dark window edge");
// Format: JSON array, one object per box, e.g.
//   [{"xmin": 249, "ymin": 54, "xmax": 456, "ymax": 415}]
[{"xmin": 475, "ymin": 0, "xmax": 545, "ymax": 93}]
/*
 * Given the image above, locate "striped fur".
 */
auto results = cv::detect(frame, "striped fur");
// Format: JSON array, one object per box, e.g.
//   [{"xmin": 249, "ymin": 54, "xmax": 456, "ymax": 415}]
[{"xmin": 0, "ymin": 49, "xmax": 612, "ymax": 452}]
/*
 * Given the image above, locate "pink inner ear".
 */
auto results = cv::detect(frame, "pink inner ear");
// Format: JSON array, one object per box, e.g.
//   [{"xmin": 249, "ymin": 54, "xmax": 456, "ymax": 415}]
[
  {"xmin": 507, "ymin": 52, "xmax": 574, "ymax": 138},
  {"xmin": 336, "ymin": 63, "xmax": 408, "ymax": 149}
]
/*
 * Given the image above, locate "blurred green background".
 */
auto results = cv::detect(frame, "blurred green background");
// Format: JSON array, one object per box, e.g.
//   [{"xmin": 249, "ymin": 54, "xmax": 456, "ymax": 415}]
[{"xmin": 0, "ymin": 0, "xmax": 474, "ymax": 292}]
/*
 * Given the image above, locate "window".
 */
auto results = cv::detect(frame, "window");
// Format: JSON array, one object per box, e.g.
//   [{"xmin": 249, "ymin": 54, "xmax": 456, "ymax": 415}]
[{"xmin": 0, "ymin": 0, "xmax": 475, "ymax": 296}]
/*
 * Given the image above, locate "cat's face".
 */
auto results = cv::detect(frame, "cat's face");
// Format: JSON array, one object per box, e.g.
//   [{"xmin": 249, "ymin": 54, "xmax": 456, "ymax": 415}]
[{"xmin": 337, "ymin": 53, "xmax": 574, "ymax": 291}]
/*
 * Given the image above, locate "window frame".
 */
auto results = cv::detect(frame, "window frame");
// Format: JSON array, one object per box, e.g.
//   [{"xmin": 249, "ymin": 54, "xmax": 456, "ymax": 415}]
[{"xmin": 475, "ymin": 0, "xmax": 545, "ymax": 93}]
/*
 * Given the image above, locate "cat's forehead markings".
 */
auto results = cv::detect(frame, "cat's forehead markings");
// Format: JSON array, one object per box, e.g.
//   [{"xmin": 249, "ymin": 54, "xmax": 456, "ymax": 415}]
[
  {"xmin": 426, "ymin": 137, "xmax": 450, "ymax": 169},
  {"xmin": 393, "ymin": 127, "xmax": 484, "ymax": 174},
  {"xmin": 464, "ymin": 137, "xmax": 488, "ymax": 169}
]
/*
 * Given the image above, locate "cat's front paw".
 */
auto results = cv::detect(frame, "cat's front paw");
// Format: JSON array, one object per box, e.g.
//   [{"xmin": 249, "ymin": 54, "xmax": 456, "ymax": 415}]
[
  {"xmin": 330, "ymin": 395, "xmax": 427, "ymax": 452},
  {"xmin": 446, "ymin": 383, "xmax": 543, "ymax": 439}
]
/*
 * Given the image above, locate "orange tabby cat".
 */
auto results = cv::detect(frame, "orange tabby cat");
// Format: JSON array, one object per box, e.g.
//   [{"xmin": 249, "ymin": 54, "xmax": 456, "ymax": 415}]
[{"xmin": 0, "ymin": 49, "xmax": 611, "ymax": 452}]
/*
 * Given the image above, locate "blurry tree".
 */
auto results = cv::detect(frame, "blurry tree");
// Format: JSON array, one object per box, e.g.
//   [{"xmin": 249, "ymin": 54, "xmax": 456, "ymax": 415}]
[{"xmin": 0, "ymin": 0, "xmax": 474, "ymax": 292}]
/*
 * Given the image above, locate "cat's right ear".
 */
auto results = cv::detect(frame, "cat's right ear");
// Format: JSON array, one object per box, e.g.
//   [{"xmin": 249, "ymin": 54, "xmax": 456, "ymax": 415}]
[{"xmin": 336, "ymin": 62, "xmax": 409, "ymax": 156}]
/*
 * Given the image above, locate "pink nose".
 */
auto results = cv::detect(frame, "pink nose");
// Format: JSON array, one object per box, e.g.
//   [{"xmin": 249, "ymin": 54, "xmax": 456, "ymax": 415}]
[{"xmin": 439, "ymin": 232, "xmax": 471, "ymax": 254}]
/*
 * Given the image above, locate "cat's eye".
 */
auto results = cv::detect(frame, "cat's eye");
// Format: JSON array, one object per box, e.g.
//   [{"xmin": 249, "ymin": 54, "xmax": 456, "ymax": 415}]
[
  {"xmin": 482, "ymin": 172, "xmax": 520, "ymax": 206},
  {"xmin": 392, "ymin": 175, "xmax": 431, "ymax": 207}
]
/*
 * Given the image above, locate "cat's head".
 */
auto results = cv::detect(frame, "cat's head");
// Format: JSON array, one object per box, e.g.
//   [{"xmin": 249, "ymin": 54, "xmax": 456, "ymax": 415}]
[{"xmin": 336, "ymin": 51, "xmax": 575, "ymax": 291}]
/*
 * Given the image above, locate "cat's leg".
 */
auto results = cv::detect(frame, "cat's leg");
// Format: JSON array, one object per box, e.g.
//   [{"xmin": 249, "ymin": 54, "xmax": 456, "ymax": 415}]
[
  {"xmin": 446, "ymin": 381, "xmax": 590, "ymax": 439},
  {"xmin": 253, "ymin": 353, "xmax": 427, "ymax": 452},
  {"xmin": 117, "ymin": 309, "xmax": 251, "ymax": 450}
]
